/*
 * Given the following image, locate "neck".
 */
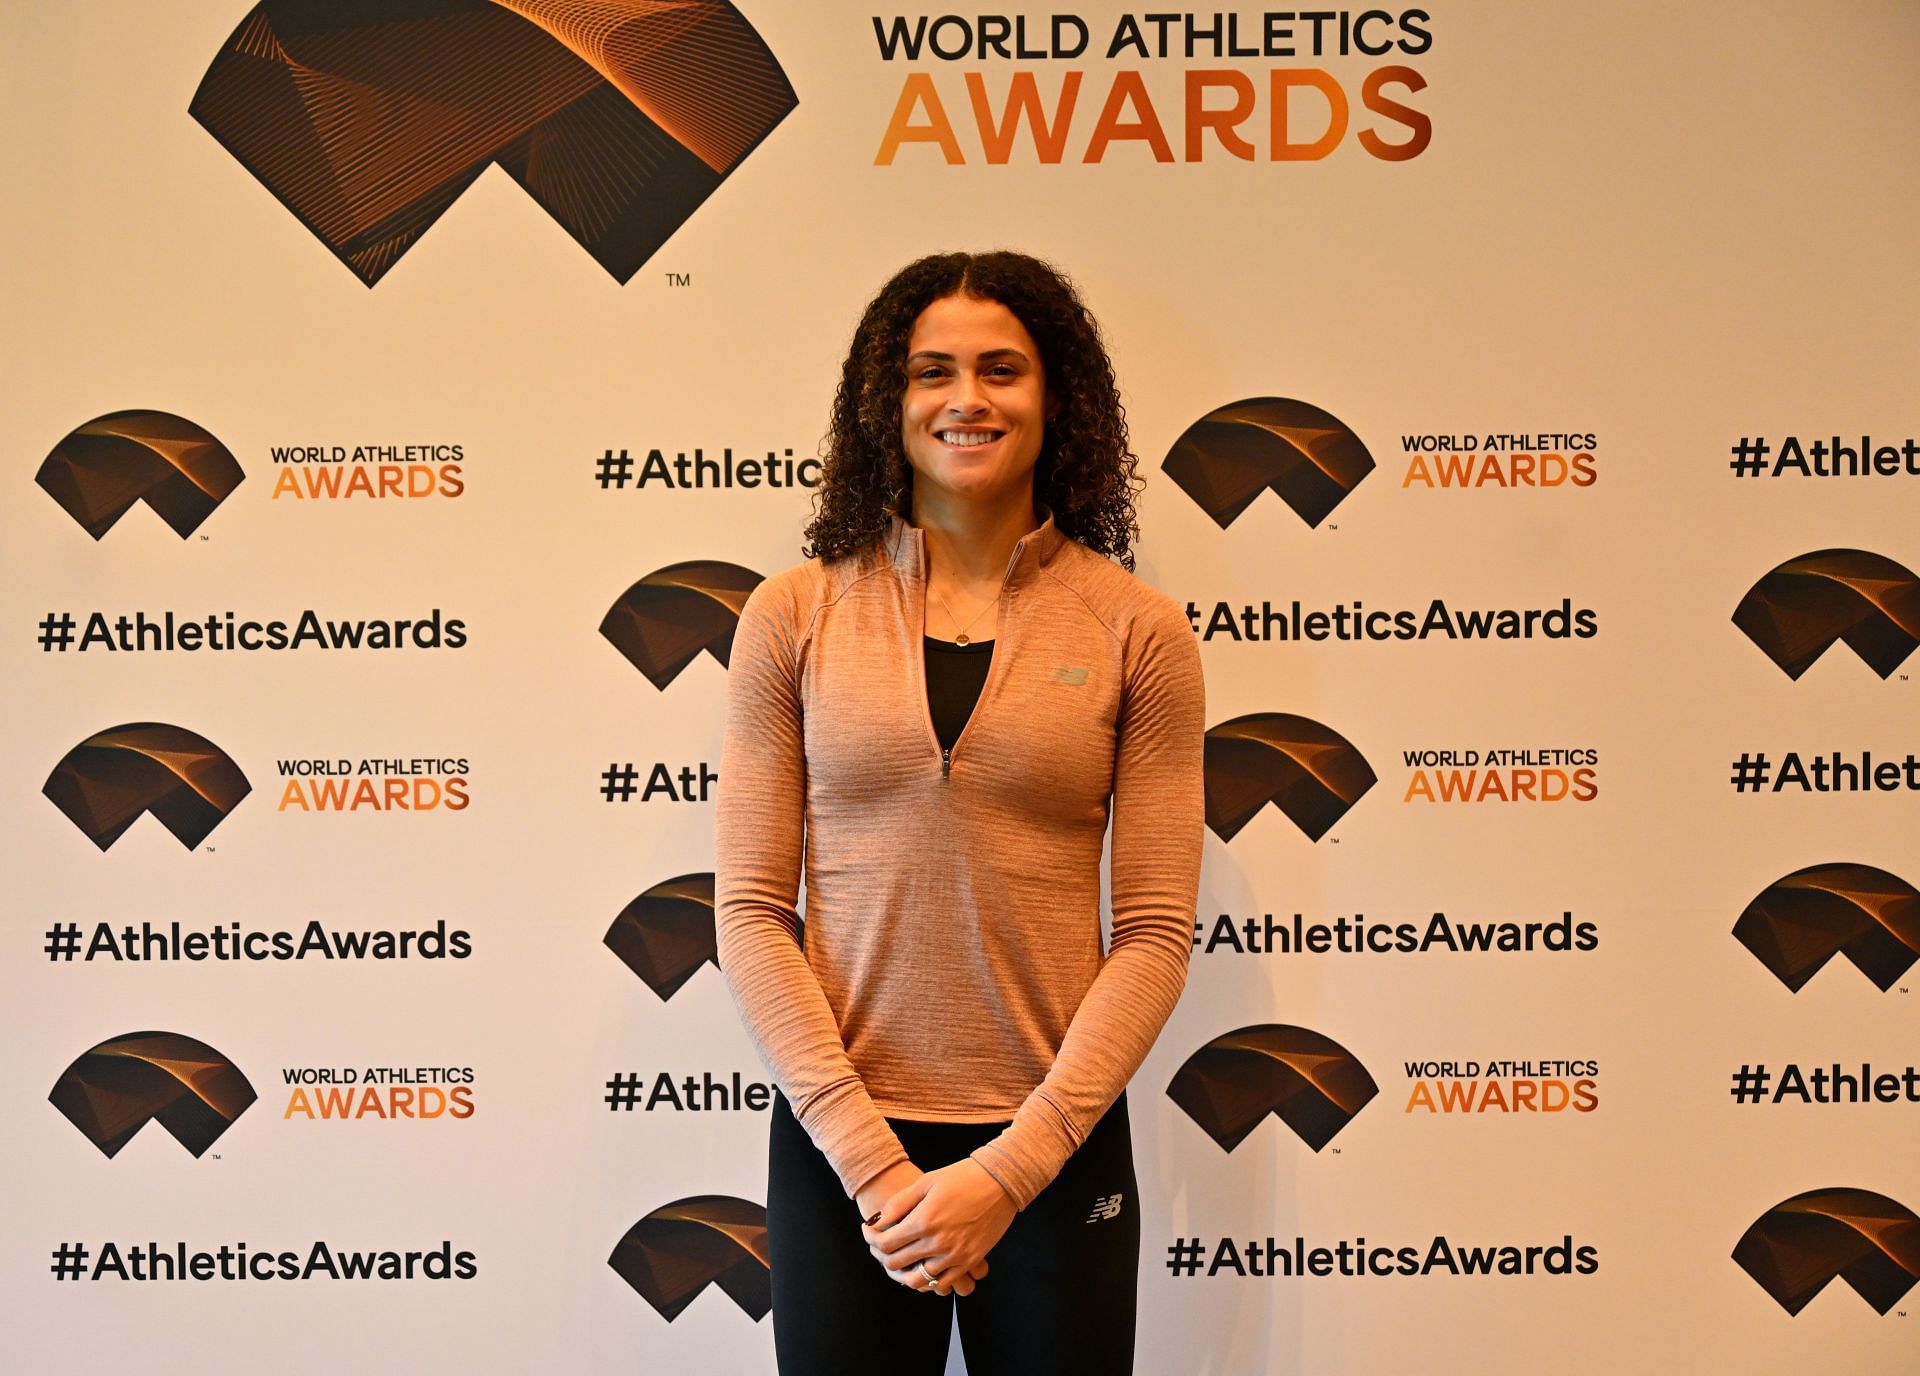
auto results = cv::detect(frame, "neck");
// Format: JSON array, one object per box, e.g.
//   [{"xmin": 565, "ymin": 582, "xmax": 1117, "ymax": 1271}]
[{"xmin": 909, "ymin": 484, "xmax": 1039, "ymax": 584}]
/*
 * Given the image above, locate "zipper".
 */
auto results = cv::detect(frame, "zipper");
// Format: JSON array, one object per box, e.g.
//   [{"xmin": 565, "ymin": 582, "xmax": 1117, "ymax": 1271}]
[{"xmin": 917, "ymin": 534, "xmax": 1027, "ymax": 781}]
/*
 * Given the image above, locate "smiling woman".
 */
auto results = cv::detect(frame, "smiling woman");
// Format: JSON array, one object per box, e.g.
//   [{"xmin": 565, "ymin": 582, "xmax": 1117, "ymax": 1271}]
[
  {"xmin": 902, "ymin": 295, "xmax": 1049, "ymax": 517},
  {"xmin": 715, "ymin": 251, "xmax": 1205, "ymax": 1375},
  {"xmin": 805, "ymin": 251, "xmax": 1142, "ymax": 572}
]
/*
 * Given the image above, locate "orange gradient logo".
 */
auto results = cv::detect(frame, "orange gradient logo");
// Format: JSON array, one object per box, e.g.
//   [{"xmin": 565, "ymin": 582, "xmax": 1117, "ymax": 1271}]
[
  {"xmin": 1733, "ymin": 1188, "xmax": 1920, "ymax": 1315},
  {"xmin": 1203, "ymin": 713, "xmax": 1375, "ymax": 841},
  {"xmin": 605, "ymin": 873, "xmax": 720, "ymax": 999},
  {"xmin": 1732, "ymin": 549, "xmax": 1920, "ymax": 679},
  {"xmin": 1167, "ymin": 1024, "xmax": 1378, "ymax": 1152},
  {"xmin": 43, "ymin": 724, "xmax": 252, "ymax": 850},
  {"xmin": 609, "ymin": 1196, "xmax": 771, "ymax": 1321},
  {"xmin": 1734, "ymin": 863, "xmax": 1920, "ymax": 993},
  {"xmin": 191, "ymin": 1, "xmax": 796, "ymax": 285},
  {"xmin": 601, "ymin": 561, "xmax": 764, "ymax": 688},
  {"xmin": 50, "ymin": 1032, "xmax": 257, "ymax": 1158},
  {"xmin": 35, "ymin": 411, "xmax": 243, "ymax": 539},
  {"xmin": 1163, "ymin": 398, "xmax": 1374, "ymax": 528}
]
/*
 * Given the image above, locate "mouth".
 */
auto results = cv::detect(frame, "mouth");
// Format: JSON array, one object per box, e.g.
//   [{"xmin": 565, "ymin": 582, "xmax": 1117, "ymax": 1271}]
[{"xmin": 935, "ymin": 429, "xmax": 1004, "ymax": 448}]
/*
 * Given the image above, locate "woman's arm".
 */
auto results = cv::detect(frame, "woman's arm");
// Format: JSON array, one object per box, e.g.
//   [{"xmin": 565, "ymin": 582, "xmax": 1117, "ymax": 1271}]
[
  {"xmin": 714, "ymin": 576, "xmax": 912, "ymax": 1200},
  {"xmin": 969, "ymin": 592, "xmax": 1205, "ymax": 1210}
]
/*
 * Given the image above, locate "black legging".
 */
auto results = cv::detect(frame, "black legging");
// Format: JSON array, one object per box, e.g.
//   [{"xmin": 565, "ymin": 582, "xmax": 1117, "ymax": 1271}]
[{"xmin": 766, "ymin": 1092, "xmax": 1140, "ymax": 1375}]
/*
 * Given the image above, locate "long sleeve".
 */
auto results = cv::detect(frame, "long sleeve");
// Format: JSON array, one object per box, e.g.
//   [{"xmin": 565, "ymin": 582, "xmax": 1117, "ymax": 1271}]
[
  {"xmin": 713, "ymin": 576, "xmax": 910, "ymax": 1199},
  {"xmin": 969, "ymin": 593, "xmax": 1205, "ymax": 1209}
]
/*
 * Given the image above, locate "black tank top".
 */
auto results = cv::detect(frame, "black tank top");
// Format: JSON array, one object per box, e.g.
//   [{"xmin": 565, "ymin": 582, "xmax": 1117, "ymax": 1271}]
[{"xmin": 924, "ymin": 636, "xmax": 994, "ymax": 751}]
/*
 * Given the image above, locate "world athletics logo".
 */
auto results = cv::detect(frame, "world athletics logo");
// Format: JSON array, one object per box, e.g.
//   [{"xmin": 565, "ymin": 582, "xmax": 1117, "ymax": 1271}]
[
  {"xmin": 1162, "ymin": 397, "xmax": 1375, "ymax": 529},
  {"xmin": 1734, "ymin": 863, "xmax": 1920, "ymax": 993},
  {"xmin": 190, "ymin": 1, "xmax": 797, "ymax": 285},
  {"xmin": 609, "ymin": 1196, "xmax": 771, "ymax": 1321},
  {"xmin": 604, "ymin": 873, "xmax": 721, "ymax": 1000},
  {"xmin": 1167, "ymin": 1024, "xmax": 1378, "ymax": 1153},
  {"xmin": 1732, "ymin": 1188, "xmax": 1920, "ymax": 1316},
  {"xmin": 1732, "ymin": 549, "xmax": 1920, "ymax": 679},
  {"xmin": 43, "ymin": 724, "xmax": 252, "ymax": 850},
  {"xmin": 50, "ymin": 1032, "xmax": 258, "ymax": 1158},
  {"xmin": 35, "ymin": 411, "xmax": 244, "ymax": 540},
  {"xmin": 601, "ymin": 562, "xmax": 763, "ymax": 689},
  {"xmin": 1203, "ymin": 713, "xmax": 1376, "ymax": 842}
]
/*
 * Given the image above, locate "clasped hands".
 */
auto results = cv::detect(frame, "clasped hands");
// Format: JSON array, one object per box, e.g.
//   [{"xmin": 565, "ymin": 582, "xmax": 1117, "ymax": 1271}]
[{"xmin": 855, "ymin": 1158, "xmax": 1016, "ymax": 1298}]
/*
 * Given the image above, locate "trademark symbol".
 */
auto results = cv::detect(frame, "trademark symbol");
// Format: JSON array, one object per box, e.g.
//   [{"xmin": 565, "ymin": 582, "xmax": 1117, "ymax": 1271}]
[
  {"xmin": 665, "ymin": 271, "xmax": 691, "ymax": 287},
  {"xmin": 1331, "ymin": 1147, "xmax": 1341, "ymax": 1155},
  {"xmin": 1327, "ymin": 524, "xmax": 1338, "ymax": 531},
  {"xmin": 212, "ymin": 1154, "xmax": 221, "ymax": 1160},
  {"xmin": 204, "ymin": 847, "xmax": 216, "ymax": 854},
  {"xmin": 200, "ymin": 535, "xmax": 209, "ymax": 542},
  {"xmin": 1329, "ymin": 837, "xmax": 1341, "ymax": 844},
  {"xmin": 1901, "ymin": 987, "xmax": 1910, "ymax": 995},
  {"xmin": 1902, "ymin": 674, "xmax": 1911, "ymax": 682}
]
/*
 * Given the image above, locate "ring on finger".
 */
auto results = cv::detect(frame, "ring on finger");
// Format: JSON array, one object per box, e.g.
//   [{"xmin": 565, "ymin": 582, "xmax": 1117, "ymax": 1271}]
[{"xmin": 916, "ymin": 1260, "xmax": 939, "ymax": 1289}]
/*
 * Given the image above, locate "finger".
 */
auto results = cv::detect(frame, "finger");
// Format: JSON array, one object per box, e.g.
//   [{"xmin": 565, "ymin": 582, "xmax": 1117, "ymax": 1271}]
[
  {"xmin": 875, "ymin": 1177, "xmax": 931, "ymax": 1230},
  {"xmin": 871, "ymin": 1207, "xmax": 940, "ymax": 1255},
  {"xmin": 896, "ymin": 1255, "xmax": 949, "ymax": 1294},
  {"xmin": 950, "ymin": 1275, "xmax": 974, "ymax": 1297},
  {"xmin": 868, "ymin": 1223, "xmax": 931, "ymax": 1259},
  {"xmin": 970, "ymin": 1257, "xmax": 989, "ymax": 1280},
  {"xmin": 880, "ymin": 1247, "xmax": 931, "ymax": 1279},
  {"xmin": 862, "ymin": 1206, "xmax": 927, "ymax": 1250},
  {"xmin": 873, "ymin": 1236, "xmax": 937, "ymax": 1270}
]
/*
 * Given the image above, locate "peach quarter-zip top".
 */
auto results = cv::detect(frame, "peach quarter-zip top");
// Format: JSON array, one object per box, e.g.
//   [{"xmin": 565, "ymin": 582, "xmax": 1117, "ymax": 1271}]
[{"xmin": 715, "ymin": 512, "xmax": 1204, "ymax": 1210}]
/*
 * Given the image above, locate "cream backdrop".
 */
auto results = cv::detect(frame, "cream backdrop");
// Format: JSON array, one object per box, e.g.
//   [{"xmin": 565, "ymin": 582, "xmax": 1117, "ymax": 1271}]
[{"xmin": 4, "ymin": 2, "xmax": 1917, "ymax": 1373}]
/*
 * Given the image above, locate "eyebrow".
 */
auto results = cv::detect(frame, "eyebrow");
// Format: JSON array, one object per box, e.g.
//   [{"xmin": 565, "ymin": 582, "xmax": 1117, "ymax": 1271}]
[{"xmin": 905, "ymin": 348, "xmax": 1032, "ymax": 365}]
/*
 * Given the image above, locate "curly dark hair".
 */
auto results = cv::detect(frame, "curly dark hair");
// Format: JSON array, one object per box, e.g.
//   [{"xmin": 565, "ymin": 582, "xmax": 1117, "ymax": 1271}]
[{"xmin": 803, "ymin": 251, "xmax": 1142, "ymax": 570}]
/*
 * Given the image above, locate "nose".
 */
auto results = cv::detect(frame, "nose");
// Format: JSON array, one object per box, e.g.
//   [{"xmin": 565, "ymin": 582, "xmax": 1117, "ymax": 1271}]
[{"xmin": 946, "ymin": 369, "xmax": 987, "ymax": 418}]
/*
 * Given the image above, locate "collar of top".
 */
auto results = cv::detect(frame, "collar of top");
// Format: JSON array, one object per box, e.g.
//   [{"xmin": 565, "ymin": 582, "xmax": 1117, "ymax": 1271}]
[{"xmin": 884, "ymin": 507, "xmax": 1065, "ymax": 587}]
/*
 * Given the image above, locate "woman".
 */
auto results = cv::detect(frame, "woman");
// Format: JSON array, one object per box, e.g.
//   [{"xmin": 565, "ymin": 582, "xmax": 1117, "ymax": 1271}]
[{"xmin": 715, "ymin": 250, "xmax": 1204, "ymax": 1374}]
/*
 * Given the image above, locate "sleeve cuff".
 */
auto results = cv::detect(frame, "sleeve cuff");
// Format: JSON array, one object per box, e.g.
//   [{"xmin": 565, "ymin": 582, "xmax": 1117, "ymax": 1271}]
[
  {"xmin": 966, "ymin": 1095, "xmax": 1082, "ymax": 1211},
  {"xmin": 801, "ymin": 1086, "xmax": 911, "ymax": 1199}
]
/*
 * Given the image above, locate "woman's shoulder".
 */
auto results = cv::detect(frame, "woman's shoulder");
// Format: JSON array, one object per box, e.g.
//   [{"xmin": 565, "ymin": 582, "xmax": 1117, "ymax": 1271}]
[
  {"xmin": 1046, "ymin": 537, "xmax": 1190, "ymax": 640},
  {"xmin": 744, "ymin": 539, "xmax": 890, "ymax": 629}
]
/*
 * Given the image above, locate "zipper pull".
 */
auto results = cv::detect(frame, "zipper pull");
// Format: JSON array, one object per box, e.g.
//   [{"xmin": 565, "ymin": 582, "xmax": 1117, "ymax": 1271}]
[{"xmin": 941, "ymin": 747, "xmax": 951, "ymax": 779}]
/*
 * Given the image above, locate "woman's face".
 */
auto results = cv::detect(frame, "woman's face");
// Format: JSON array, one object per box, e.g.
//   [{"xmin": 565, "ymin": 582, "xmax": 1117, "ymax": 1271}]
[{"xmin": 899, "ymin": 293, "xmax": 1049, "ymax": 514}]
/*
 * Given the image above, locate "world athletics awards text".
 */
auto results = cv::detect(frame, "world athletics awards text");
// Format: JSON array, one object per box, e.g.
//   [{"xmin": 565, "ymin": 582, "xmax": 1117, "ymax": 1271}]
[
  {"xmin": 270, "ymin": 444, "xmax": 463, "ymax": 499},
  {"xmin": 872, "ymin": 10, "xmax": 1431, "ymax": 164}
]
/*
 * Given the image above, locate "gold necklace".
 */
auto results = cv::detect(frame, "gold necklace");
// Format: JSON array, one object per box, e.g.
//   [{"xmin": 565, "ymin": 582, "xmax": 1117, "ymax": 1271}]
[{"xmin": 931, "ymin": 585, "xmax": 999, "ymax": 645}]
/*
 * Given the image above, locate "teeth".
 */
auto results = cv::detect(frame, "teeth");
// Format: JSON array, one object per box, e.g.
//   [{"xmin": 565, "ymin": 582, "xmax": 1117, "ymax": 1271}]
[{"xmin": 939, "ymin": 431, "xmax": 998, "ymax": 447}]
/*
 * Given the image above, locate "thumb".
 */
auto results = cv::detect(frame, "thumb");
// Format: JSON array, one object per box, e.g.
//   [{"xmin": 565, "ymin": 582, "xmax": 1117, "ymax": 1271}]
[{"xmin": 877, "ymin": 1174, "xmax": 931, "ymax": 1229}]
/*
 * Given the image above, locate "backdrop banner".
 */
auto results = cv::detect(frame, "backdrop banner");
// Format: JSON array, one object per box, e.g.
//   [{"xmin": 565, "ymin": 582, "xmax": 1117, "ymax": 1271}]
[{"xmin": 4, "ymin": 3, "xmax": 1917, "ymax": 1373}]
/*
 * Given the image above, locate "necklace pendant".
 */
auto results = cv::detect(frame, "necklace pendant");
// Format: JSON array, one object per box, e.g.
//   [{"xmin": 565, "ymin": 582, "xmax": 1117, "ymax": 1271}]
[{"xmin": 954, "ymin": 633, "xmax": 970, "ymax": 646}]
